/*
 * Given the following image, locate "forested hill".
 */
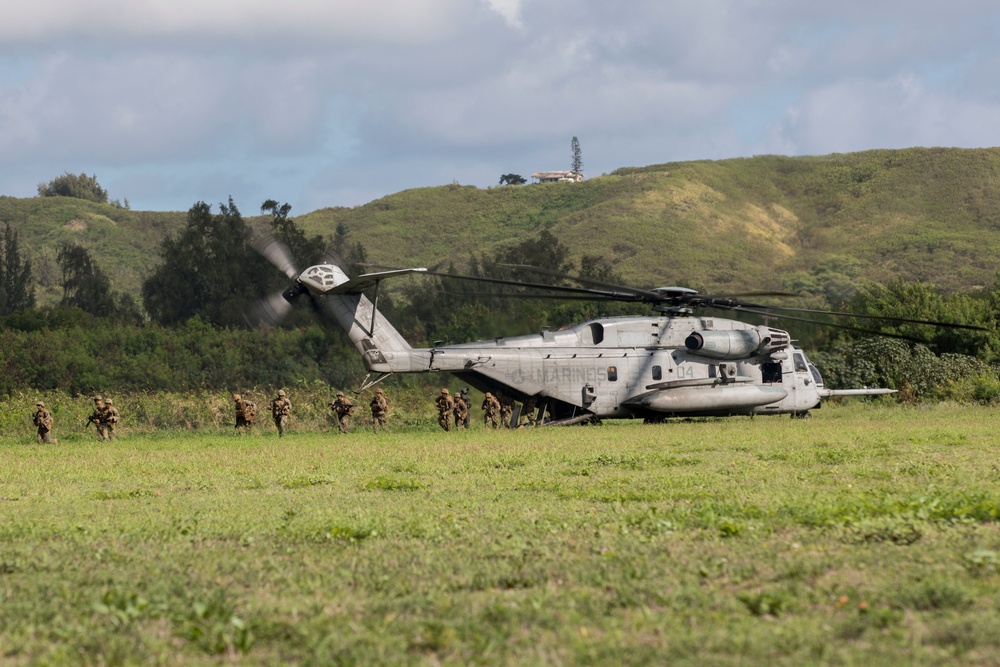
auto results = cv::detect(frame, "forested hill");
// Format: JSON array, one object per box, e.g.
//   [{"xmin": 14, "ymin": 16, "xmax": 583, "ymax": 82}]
[
  {"xmin": 5, "ymin": 146, "xmax": 1000, "ymax": 306},
  {"xmin": 300, "ymin": 147, "xmax": 1000, "ymax": 297}
]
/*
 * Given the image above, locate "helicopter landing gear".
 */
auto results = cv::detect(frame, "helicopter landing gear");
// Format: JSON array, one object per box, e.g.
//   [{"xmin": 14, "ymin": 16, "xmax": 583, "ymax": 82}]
[{"xmin": 791, "ymin": 411, "xmax": 812, "ymax": 419}]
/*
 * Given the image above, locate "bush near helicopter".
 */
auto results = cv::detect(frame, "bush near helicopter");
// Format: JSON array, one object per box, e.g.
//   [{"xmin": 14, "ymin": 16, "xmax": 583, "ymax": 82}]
[{"xmin": 248, "ymin": 233, "xmax": 986, "ymax": 425}]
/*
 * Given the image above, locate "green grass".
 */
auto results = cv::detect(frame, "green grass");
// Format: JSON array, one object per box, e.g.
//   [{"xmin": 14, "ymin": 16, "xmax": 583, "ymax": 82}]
[{"xmin": 2, "ymin": 402, "xmax": 1000, "ymax": 665}]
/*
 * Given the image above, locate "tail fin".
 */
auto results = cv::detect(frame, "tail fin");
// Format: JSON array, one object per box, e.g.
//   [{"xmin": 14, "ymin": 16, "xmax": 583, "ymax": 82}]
[{"xmin": 300, "ymin": 264, "xmax": 420, "ymax": 371}]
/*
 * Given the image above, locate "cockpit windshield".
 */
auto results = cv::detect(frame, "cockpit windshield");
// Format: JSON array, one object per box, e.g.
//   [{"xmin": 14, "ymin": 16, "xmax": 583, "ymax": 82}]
[{"xmin": 793, "ymin": 352, "xmax": 808, "ymax": 373}]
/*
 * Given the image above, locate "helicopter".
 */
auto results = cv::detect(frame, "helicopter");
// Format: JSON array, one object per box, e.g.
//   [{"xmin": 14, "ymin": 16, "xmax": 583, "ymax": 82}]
[{"xmin": 247, "ymin": 233, "xmax": 984, "ymax": 425}]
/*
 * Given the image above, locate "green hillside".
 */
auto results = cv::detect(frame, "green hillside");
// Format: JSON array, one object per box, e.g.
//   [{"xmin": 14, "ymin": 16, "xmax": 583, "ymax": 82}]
[
  {"xmin": 5, "ymin": 147, "xmax": 1000, "ymax": 307},
  {"xmin": 0, "ymin": 196, "xmax": 186, "ymax": 305},
  {"xmin": 301, "ymin": 147, "xmax": 1000, "ymax": 296}
]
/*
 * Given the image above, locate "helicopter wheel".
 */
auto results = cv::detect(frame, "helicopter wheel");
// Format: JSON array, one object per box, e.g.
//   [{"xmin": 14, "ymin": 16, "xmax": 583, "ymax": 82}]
[{"xmin": 791, "ymin": 411, "xmax": 812, "ymax": 419}]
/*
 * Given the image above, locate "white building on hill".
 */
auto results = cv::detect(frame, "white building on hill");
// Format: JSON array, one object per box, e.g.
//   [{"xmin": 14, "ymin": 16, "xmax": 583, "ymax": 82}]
[{"xmin": 531, "ymin": 170, "xmax": 583, "ymax": 183}]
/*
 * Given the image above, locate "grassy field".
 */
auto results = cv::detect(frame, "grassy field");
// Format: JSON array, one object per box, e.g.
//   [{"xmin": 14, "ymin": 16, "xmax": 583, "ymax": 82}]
[{"xmin": 2, "ymin": 403, "xmax": 1000, "ymax": 665}]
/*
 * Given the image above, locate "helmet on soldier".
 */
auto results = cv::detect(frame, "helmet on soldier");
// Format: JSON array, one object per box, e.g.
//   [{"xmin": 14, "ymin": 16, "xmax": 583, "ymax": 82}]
[
  {"xmin": 336, "ymin": 391, "xmax": 344, "ymax": 397},
  {"xmin": 36, "ymin": 401, "xmax": 44, "ymax": 407},
  {"xmin": 485, "ymin": 392, "xmax": 493, "ymax": 398},
  {"xmin": 233, "ymin": 394, "xmax": 241, "ymax": 401},
  {"xmin": 94, "ymin": 395, "xmax": 103, "ymax": 402},
  {"xmin": 278, "ymin": 390, "xmax": 286, "ymax": 396},
  {"xmin": 106, "ymin": 399, "xmax": 113, "ymax": 405},
  {"xmin": 375, "ymin": 388, "xmax": 383, "ymax": 394},
  {"xmin": 441, "ymin": 388, "xmax": 449, "ymax": 394}
]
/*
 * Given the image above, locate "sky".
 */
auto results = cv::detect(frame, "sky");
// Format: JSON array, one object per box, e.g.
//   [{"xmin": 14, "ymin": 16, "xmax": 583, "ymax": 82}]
[{"xmin": 3, "ymin": 1, "xmax": 1000, "ymax": 213}]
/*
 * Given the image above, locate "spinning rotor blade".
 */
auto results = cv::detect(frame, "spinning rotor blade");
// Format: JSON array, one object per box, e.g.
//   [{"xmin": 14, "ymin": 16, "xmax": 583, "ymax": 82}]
[
  {"xmin": 362, "ymin": 262, "xmax": 648, "ymax": 300},
  {"xmin": 721, "ymin": 301, "xmax": 989, "ymax": 332},
  {"xmin": 245, "ymin": 229, "xmax": 314, "ymax": 327},
  {"xmin": 498, "ymin": 264, "xmax": 797, "ymax": 305},
  {"xmin": 349, "ymin": 261, "xmax": 989, "ymax": 339},
  {"xmin": 246, "ymin": 290, "xmax": 295, "ymax": 326},
  {"xmin": 431, "ymin": 289, "xmax": 623, "ymax": 301},
  {"xmin": 503, "ymin": 264, "xmax": 989, "ymax": 332},
  {"xmin": 423, "ymin": 269, "xmax": 650, "ymax": 301},
  {"xmin": 499, "ymin": 263, "xmax": 661, "ymax": 298},
  {"xmin": 247, "ymin": 231, "xmax": 299, "ymax": 280},
  {"xmin": 723, "ymin": 305, "xmax": 940, "ymax": 343}
]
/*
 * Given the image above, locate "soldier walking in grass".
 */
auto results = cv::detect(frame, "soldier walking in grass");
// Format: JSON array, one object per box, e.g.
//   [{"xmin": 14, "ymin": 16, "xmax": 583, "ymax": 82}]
[
  {"xmin": 32, "ymin": 401, "xmax": 55, "ymax": 444},
  {"xmin": 105, "ymin": 399, "xmax": 121, "ymax": 440},
  {"xmin": 520, "ymin": 397, "xmax": 537, "ymax": 427},
  {"xmin": 482, "ymin": 392, "xmax": 501, "ymax": 429},
  {"xmin": 459, "ymin": 387, "xmax": 471, "ymax": 428},
  {"xmin": 88, "ymin": 395, "xmax": 110, "ymax": 441},
  {"xmin": 453, "ymin": 390, "xmax": 469, "ymax": 429},
  {"xmin": 498, "ymin": 392, "xmax": 514, "ymax": 429},
  {"xmin": 436, "ymin": 388, "xmax": 455, "ymax": 432},
  {"xmin": 370, "ymin": 387, "xmax": 390, "ymax": 434},
  {"xmin": 271, "ymin": 389, "xmax": 291, "ymax": 437},
  {"xmin": 233, "ymin": 394, "xmax": 257, "ymax": 434},
  {"xmin": 329, "ymin": 391, "xmax": 355, "ymax": 433}
]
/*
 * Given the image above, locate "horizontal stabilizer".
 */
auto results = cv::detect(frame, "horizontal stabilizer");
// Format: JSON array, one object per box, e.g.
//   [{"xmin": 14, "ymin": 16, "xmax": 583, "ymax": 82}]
[{"xmin": 325, "ymin": 268, "xmax": 428, "ymax": 295}]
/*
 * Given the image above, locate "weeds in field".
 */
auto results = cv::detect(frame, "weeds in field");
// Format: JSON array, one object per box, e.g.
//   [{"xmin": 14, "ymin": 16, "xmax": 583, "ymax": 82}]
[
  {"xmin": 175, "ymin": 591, "xmax": 255, "ymax": 655},
  {"xmin": 363, "ymin": 475, "xmax": 424, "ymax": 491}
]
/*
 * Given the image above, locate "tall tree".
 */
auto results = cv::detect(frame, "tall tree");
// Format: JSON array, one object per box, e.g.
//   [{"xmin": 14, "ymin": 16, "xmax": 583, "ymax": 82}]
[
  {"xmin": 56, "ymin": 243, "xmax": 116, "ymax": 317},
  {"xmin": 261, "ymin": 199, "xmax": 325, "ymax": 267},
  {"xmin": 142, "ymin": 199, "xmax": 272, "ymax": 327},
  {"xmin": 570, "ymin": 136, "xmax": 583, "ymax": 176},
  {"xmin": 0, "ymin": 222, "xmax": 35, "ymax": 315}
]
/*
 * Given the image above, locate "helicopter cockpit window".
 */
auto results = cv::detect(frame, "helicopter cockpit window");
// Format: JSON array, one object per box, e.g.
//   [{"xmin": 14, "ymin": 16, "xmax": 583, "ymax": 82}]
[
  {"xmin": 607, "ymin": 366, "xmax": 618, "ymax": 382},
  {"xmin": 809, "ymin": 363, "xmax": 824, "ymax": 386},
  {"xmin": 793, "ymin": 353, "xmax": 808, "ymax": 373},
  {"xmin": 651, "ymin": 365, "xmax": 662, "ymax": 381}
]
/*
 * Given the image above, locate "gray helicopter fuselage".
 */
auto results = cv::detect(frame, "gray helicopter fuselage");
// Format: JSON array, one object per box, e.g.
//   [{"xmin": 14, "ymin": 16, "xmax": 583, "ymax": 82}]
[
  {"xmin": 305, "ymin": 262, "xmax": 889, "ymax": 422},
  {"xmin": 349, "ymin": 310, "xmax": 823, "ymax": 419}
]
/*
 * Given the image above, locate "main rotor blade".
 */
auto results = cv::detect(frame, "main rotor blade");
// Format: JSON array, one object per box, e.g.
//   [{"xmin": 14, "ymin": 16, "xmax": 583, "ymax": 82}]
[
  {"xmin": 499, "ymin": 263, "xmax": 662, "ymax": 299},
  {"xmin": 724, "ymin": 305, "xmax": 936, "ymax": 343},
  {"xmin": 247, "ymin": 232, "xmax": 299, "ymax": 280},
  {"xmin": 424, "ymin": 269, "xmax": 649, "ymax": 301},
  {"xmin": 726, "ymin": 301, "xmax": 990, "ymax": 332},
  {"xmin": 431, "ymin": 289, "xmax": 623, "ymax": 301}
]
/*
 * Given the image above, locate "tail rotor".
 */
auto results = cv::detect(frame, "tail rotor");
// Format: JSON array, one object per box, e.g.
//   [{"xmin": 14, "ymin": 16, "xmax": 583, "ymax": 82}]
[{"xmin": 244, "ymin": 231, "xmax": 314, "ymax": 326}]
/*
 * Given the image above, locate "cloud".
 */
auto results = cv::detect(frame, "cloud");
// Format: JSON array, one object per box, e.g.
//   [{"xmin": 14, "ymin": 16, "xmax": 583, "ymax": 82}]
[
  {"xmin": 776, "ymin": 74, "xmax": 1000, "ymax": 154},
  {"xmin": 3, "ymin": 1, "xmax": 1000, "ymax": 211},
  {"xmin": 1, "ymin": 0, "xmax": 482, "ymax": 46},
  {"xmin": 484, "ymin": 0, "xmax": 524, "ymax": 28}
]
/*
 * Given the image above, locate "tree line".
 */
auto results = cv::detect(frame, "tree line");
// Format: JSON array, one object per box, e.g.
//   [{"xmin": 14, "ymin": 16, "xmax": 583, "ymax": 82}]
[{"xmin": 2, "ymin": 186, "xmax": 1000, "ymax": 402}]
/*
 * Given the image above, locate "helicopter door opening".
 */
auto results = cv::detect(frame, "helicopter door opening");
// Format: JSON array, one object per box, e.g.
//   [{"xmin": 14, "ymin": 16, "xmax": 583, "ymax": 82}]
[
  {"xmin": 580, "ymin": 323, "xmax": 604, "ymax": 345},
  {"xmin": 761, "ymin": 362, "xmax": 782, "ymax": 383}
]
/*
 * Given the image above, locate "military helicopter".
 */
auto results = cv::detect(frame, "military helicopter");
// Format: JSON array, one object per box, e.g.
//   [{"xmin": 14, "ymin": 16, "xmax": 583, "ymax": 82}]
[{"xmin": 248, "ymin": 233, "xmax": 983, "ymax": 425}]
